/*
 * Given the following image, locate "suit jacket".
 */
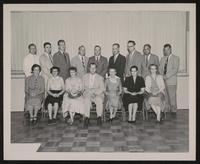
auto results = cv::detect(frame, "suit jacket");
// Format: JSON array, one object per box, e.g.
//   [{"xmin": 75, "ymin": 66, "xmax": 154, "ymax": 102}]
[
  {"xmin": 82, "ymin": 73, "xmax": 105, "ymax": 99},
  {"xmin": 39, "ymin": 53, "xmax": 53, "ymax": 84},
  {"xmin": 108, "ymin": 54, "xmax": 126, "ymax": 80},
  {"xmin": 87, "ymin": 55, "xmax": 108, "ymax": 78},
  {"xmin": 159, "ymin": 54, "xmax": 180, "ymax": 85},
  {"xmin": 53, "ymin": 51, "xmax": 71, "ymax": 81},
  {"xmin": 141, "ymin": 53, "xmax": 160, "ymax": 78},
  {"xmin": 71, "ymin": 55, "xmax": 89, "ymax": 78},
  {"xmin": 125, "ymin": 50, "xmax": 143, "ymax": 76}
]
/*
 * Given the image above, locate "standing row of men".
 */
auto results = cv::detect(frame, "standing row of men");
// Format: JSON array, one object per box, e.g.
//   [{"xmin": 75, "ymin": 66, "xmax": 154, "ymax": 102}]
[{"xmin": 23, "ymin": 39, "xmax": 179, "ymax": 115}]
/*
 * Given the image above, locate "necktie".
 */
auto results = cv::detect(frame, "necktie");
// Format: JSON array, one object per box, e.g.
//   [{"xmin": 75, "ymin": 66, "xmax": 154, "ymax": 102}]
[
  {"xmin": 145, "ymin": 55, "xmax": 148, "ymax": 67},
  {"xmin": 82, "ymin": 56, "xmax": 85, "ymax": 70},
  {"xmin": 164, "ymin": 56, "xmax": 169, "ymax": 75},
  {"xmin": 49, "ymin": 54, "xmax": 53, "ymax": 65},
  {"xmin": 63, "ymin": 52, "xmax": 69, "ymax": 65}
]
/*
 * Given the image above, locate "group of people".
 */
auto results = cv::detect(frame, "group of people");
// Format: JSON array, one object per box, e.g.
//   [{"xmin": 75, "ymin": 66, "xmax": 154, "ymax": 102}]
[{"xmin": 23, "ymin": 39, "xmax": 180, "ymax": 128}]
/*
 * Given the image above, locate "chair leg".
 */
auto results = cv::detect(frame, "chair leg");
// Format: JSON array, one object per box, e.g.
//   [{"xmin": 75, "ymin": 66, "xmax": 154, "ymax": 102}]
[{"xmin": 122, "ymin": 106, "xmax": 126, "ymax": 122}]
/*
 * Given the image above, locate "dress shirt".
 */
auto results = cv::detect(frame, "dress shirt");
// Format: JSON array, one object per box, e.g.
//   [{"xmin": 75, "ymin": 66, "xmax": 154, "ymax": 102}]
[
  {"xmin": 23, "ymin": 53, "xmax": 40, "ymax": 77},
  {"xmin": 114, "ymin": 53, "xmax": 119, "ymax": 63},
  {"xmin": 89, "ymin": 73, "xmax": 96, "ymax": 88},
  {"xmin": 47, "ymin": 76, "xmax": 64, "ymax": 91}
]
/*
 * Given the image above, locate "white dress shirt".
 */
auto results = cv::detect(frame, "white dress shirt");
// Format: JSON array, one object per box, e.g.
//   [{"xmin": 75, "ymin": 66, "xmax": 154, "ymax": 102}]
[
  {"xmin": 23, "ymin": 53, "xmax": 40, "ymax": 77},
  {"xmin": 89, "ymin": 73, "xmax": 96, "ymax": 88}
]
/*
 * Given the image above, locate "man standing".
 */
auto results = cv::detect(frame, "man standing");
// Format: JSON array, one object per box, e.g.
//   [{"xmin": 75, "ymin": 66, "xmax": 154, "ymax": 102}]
[
  {"xmin": 39, "ymin": 42, "xmax": 53, "ymax": 86},
  {"xmin": 82, "ymin": 63, "xmax": 105, "ymax": 128},
  {"xmin": 159, "ymin": 44, "xmax": 180, "ymax": 118},
  {"xmin": 53, "ymin": 40, "xmax": 71, "ymax": 81},
  {"xmin": 108, "ymin": 43, "xmax": 126, "ymax": 83},
  {"xmin": 141, "ymin": 44, "xmax": 159, "ymax": 78},
  {"xmin": 87, "ymin": 45, "xmax": 108, "ymax": 78},
  {"xmin": 23, "ymin": 43, "xmax": 40, "ymax": 77},
  {"xmin": 125, "ymin": 40, "xmax": 143, "ymax": 77},
  {"xmin": 71, "ymin": 45, "xmax": 89, "ymax": 78}
]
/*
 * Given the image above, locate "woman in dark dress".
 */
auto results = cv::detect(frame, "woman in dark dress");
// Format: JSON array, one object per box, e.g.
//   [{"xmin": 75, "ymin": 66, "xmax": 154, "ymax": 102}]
[
  {"xmin": 45, "ymin": 66, "xmax": 65, "ymax": 125},
  {"xmin": 123, "ymin": 66, "xmax": 145, "ymax": 123}
]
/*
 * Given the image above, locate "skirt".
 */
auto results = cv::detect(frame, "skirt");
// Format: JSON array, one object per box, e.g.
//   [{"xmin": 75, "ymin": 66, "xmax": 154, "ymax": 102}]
[
  {"xmin": 62, "ymin": 93, "xmax": 85, "ymax": 117},
  {"xmin": 105, "ymin": 93, "xmax": 121, "ymax": 110},
  {"xmin": 45, "ymin": 90, "xmax": 63, "ymax": 109},
  {"xmin": 122, "ymin": 93, "xmax": 144, "ymax": 111}
]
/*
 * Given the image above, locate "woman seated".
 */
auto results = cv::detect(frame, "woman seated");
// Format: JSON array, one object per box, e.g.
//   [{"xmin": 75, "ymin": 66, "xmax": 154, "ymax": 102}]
[
  {"xmin": 62, "ymin": 67, "xmax": 85, "ymax": 125},
  {"xmin": 105, "ymin": 67, "xmax": 122, "ymax": 122},
  {"xmin": 145, "ymin": 64, "xmax": 165, "ymax": 123},
  {"xmin": 45, "ymin": 66, "xmax": 65, "ymax": 125},
  {"xmin": 123, "ymin": 66, "xmax": 145, "ymax": 123},
  {"xmin": 25, "ymin": 64, "xmax": 45, "ymax": 125}
]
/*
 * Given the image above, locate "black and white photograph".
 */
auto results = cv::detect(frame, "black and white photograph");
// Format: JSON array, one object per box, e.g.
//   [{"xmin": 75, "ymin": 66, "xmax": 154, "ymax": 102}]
[{"xmin": 3, "ymin": 3, "xmax": 196, "ymax": 160}]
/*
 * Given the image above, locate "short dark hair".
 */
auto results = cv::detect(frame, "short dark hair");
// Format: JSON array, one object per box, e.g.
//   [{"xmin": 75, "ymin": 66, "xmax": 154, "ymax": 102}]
[
  {"xmin": 164, "ymin": 43, "xmax": 172, "ymax": 49},
  {"xmin": 148, "ymin": 64, "xmax": 159, "ymax": 74},
  {"xmin": 89, "ymin": 62, "xmax": 97, "ymax": 68},
  {"xmin": 94, "ymin": 45, "xmax": 101, "ymax": 50},
  {"xmin": 50, "ymin": 66, "xmax": 60, "ymax": 74},
  {"xmin": 58, "ymin": 39, "xmax": 65, "ymax": 46},
  {"xmin": 28, "ymin": 43, "xmax": 36, "ymax": 50},
  {"xmin": 31, "ymin": 64, "xmax": 41, "ymax": 73},
  {"xmin": 43, "ymin": 42, "xmax": 51, "ymax": 48},
  {"xmin": 128, "ymin": 40, "xmax": 136, "ymax": 46},
  {"xmin": 78, "ymin": 45, "xmax": 85, "ymax": 51},
  {"xmin": 144, "ymin": 44, "xmax": 151, "ymax": 49},
  {"xmin": 112, "ymin": 43, "xmax": 120, "ymax": 48},
  {"xmin": 68, "ymin": 66, "xmax": 77, "ymax": 76},
  {"xmin": 130, "ymin": 65, "xmax": 138, "ymax": 72}
]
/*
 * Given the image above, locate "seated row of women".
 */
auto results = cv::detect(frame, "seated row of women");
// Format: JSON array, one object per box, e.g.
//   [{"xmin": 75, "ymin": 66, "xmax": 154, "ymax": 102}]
[{"xmin": 25, "ymin": 63, "xmax": 166, "ymax": 126}]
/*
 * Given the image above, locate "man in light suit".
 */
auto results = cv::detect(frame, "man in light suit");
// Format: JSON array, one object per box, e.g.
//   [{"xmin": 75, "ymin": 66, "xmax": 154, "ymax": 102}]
[
  {"xmin": 159, "ymin": 44, "xmax": 180, "ymax": 118},
  {"xmin": 53, "ymin": 40, "xmax": 71, "ymax": 81},
  {"xmin": 71, "ymin": 45, "xmax": 88, "ymax": 78},
  {"xmin": 23, "ymin": 43, "xmax": 40, "ymax": 77},
  {"xmin": 125, "ymin": 40, "xmax": 143, "ymax": 77},
  {"xmin": 87, "ymin": 45, "xmax": 108, "ymax": 78},
  {"xmin": 108, "ymin": 43, "xmax": 126, "ymax": 84},
  {"xmin": 141, "ymin": 44, "xmax": 160, "ymax": 78},
  {"xmin": 82, "ymin": 63, "xmax": 105, "ymax": 128},
  {"xmin": 39, "ymin": 42, "xmax": 53, "ymax": 87}
]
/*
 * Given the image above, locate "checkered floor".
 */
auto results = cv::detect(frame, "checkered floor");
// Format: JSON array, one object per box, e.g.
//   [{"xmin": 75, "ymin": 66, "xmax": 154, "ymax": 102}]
[{"xmin": 11, "ymin": 110, "xmax": 189, "ymax": 152}]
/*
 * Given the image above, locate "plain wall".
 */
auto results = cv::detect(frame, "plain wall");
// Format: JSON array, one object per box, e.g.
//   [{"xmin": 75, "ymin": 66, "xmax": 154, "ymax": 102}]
[{"xmin": 11, "ymin": 75, "xmax": 189, "ymax": 111}]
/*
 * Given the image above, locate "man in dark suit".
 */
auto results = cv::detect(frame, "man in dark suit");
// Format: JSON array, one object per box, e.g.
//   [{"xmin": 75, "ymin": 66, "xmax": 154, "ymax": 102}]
[
  {"xmin": 87, "ymin": 45, "xmax": 108, "ymax": 78},
  {"xmin": 141, "ymin": 44, "xmax": 160, "ymax": 78},
  {"xmin": 108, "ymin": 43, "xmax": 126, "ymax": 83},
  {"xmin": 53, "ymin": 40, "xmax": 71, "ymax": 81}
]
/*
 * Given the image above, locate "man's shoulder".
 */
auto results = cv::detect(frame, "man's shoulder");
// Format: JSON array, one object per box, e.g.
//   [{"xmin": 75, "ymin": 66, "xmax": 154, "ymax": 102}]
[
  {"xmin": 89, "ymin": 56, "xmax": 95, "ymax": 60},
  {"xmin": 96, "ymin": 74, "xmax": 104, "ymax": 80},
  {"xmin": 53, "ymin": 51, "xmax": 61, "ymax": 57},
  {"xmin": 171, "ymin": 54, "xmax": 179, "ymax": 60},
  {"xmin": 119, "ymin": 54, "xmax": 125, "ymax": 59},
  {"xmin": 71, "ymin": 55, "xmax": 78, "ymax": 60},
  {"xmin": 101, "ymin": 56, "xmax": 107, "ymax": 60},
  {"xmin": 135, "ymin": 50, "xmax": 142, "ymax": 55}
]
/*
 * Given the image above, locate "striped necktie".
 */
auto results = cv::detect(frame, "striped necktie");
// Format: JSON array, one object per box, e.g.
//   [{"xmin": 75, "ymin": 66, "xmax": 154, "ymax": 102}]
[
  {"xmin": 164, "ymin": 56, "xmax": 169, "ymax": 75},
  {"xmin": 82, "ymin": 56, "xmax": 85, "ymax": 70}
]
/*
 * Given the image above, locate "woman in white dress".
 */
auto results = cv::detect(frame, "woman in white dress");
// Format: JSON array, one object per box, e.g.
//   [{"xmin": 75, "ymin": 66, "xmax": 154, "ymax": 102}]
[{"xmin": 62, "ymin": 67, "xmax": 85, "ymax": 125}]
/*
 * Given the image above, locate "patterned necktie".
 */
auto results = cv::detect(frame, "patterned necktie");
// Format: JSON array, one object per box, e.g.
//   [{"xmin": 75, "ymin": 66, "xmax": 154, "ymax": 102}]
[
  {"xmin": 96, "ymin": 56, "xmax": 99, "ymax": 62},
  {"xmin": 164, "ymin": 56, "xmax": 169, "ymax": 75},
  {"xmin": 48, "ymin": 54, "xmax": 53, "ymax": 65},
  {"xmin": 82, "ymin": 56, "xmax": 85, "ymax": 70}
]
